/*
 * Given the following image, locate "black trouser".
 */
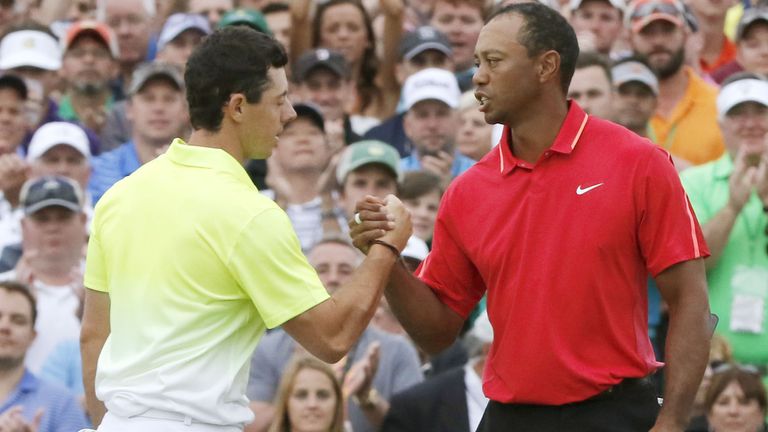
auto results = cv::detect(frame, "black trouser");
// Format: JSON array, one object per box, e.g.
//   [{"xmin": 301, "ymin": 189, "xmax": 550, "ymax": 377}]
[{"xmin": 476, "ymin": 377, "xmax": 661, "ymax": 432}]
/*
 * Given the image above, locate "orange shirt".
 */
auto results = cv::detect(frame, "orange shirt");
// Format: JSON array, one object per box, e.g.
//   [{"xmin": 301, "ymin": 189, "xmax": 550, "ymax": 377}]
[
  {"xmin": 649, "ymin": 67, "xmax": 725, "ymax": 166},
  {"xmin": 699, "ymin": 37, "xmax": 737, "ymax": 75}
]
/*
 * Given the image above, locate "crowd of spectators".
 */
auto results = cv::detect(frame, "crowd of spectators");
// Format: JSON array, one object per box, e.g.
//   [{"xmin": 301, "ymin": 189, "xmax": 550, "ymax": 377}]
[{"xmin": 0, "ymin": 0, "xmax": 766, "ymax": 430}]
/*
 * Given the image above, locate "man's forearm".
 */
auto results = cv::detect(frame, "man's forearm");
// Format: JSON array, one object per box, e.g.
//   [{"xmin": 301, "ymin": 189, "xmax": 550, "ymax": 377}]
[
  {"xmin": 385, "ymin": 264, "xmax": 464, "ymax": 355},
  {"xmin": 81, "ymin": 337, "xmax": 107, "ymax": 426}
]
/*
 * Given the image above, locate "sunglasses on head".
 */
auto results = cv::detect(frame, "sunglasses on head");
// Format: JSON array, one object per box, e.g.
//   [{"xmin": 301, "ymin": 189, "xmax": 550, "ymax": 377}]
[
  {"xmin": 710, "ymin": 361, "xmax": 764, "ymax": 376},
  {"xmin": 630, "ymin": 0, "xmax": 684, "ymax": 22}
]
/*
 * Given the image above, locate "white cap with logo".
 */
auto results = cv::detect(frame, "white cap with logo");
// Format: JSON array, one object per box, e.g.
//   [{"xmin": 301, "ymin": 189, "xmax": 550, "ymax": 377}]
[
  {"xmin": 0, "ymin": 30, "xmax": 62, "ymax": 71},
  {"xmin": 716, "ymin": 78, "xmax": 768, "ymax": 119},
  {"xmin": 27, "ymin": 122, "xmax": 91, "ymax": 162},
  {"xmin": 402, "ymin": 68, "xmax": 461, "ymax": 111}
]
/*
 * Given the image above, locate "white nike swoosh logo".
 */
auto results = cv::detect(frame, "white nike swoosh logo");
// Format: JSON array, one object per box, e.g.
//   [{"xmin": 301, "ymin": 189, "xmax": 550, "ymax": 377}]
[{"xmin": 576, "ymin": 183, "xmax": 604, "ymax": 195}]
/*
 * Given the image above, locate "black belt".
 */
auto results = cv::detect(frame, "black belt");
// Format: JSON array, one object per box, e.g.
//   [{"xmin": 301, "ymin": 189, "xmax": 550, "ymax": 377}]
[{"xmin": 587, "ymin": 376, "xmax": 655, "ymax": 402}]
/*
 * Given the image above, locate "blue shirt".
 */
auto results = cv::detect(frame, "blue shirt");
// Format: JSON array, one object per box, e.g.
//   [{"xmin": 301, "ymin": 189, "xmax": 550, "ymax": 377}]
[
  {"xmin": 89, "ymin": 140, "xmax": 142, "ymax": 203},
  {"xmin": 0, "ymin": 369, "xmax": 89, "ymax": 432},
  {"xmin": 401, "ymin": 151, "xmax": 475, "ymax": 178},
  {"xmin": 39, "ymin": 340, "xmax": 83, "ymax": 397}
]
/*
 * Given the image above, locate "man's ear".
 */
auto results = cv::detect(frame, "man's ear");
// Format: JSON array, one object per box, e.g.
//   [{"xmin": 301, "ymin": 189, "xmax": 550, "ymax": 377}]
[
  {"xmin": 224, "ymin": 93, "xmax": 247, "ymax": 123},
  {"xmin": 537, "ymin": 50, "xmax": 561, "ymax": 85}
]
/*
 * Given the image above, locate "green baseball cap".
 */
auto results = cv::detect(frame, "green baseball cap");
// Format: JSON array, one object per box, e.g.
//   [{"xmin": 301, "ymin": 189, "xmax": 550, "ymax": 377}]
[
  {"xmin": 218, "ymin": 8, "xmax": 271, "ymax": 35},
  {"xmin": 336, "ymin": 140, "xmax": 402, "ymax": 184}
]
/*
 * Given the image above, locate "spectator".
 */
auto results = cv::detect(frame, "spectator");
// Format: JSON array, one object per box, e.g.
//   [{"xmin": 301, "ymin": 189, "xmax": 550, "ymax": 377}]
[
  {"xmin": 0, "ymin": 176, "xmax": 87, "ymax": 373},
  {"xmin": 88, "ymin": 62, "xmax": 187, "ymax": 203},
  {"xmin": 291, "ymin": 49, "xmax": 361, "ymax": 149},
  {"xmin": 247, "ymin": 237, "xmax": 423, "ymax": 432},
  {"xmin": 188, "ymin": 0, "xmax": 234, "ymax": 28},
  {"xmin": 399, "ymin": 170, "xmax": 443, "ymax": 244},
  {"xmin": 611, "ymin": 57, "xmax": 659, "ymax": 138},
  {"xmin": 0, "ymin": 75, "xmax": 30, "ymax": 238},
  {"xmin": 58, "ymin": 21, "xmax": 119, "ymax": 135},
  {"xmin": 263, "ymin": 2, "xmax": 291, "ymax": 53},
  {"xmin": 456, "ymin": 91, "xmax": 494, "ymax": 161},
  {"xmin": 381, "ymin": 311, "xmax": 492, "ymax": 432},
  {"xmin": 429, "ymin": 0, "xmax": 487, "ymax": 91},
  {"xmin": 700, "ymin": 365, "xmax": 767, "ymax": 432},
  {"xmin": 712, "ymin": 7, "xmax": 768, "ymax": 84},
  {"xmin": 680, "ymin": 73, "xmax": 768, "ymax": 373},
  {"xmin": 0, "ymin": 281, "xmax": 90, "ymax": 432},
  {"xmin": 155, "ymin": 13, "xmax": 212, "ymax": 72},
  {"xmin": 0, "ymin": 0, "xmax": 18, "ymax": 36},
  {"xmin": 98, "ymin": 0, "xmax": 157, "ymax": 92},
  {"xmin": 628, "ymin": 0, "xmax": 725, "ymax": 166},
  {"xmin": 336, "ymin": 140, "xmax": 401, "ymax": 220},
  {"xmin": 686, "ymin": 0, "xmax": 737, "ymax": 75},
  {"xmin": 400, "ymin": 68, "xmax": 475, "ymax": 184},
  {"xmin": 267, "ymin": 356, "xmax": 345, "ymax": 432},
  {"xmin": 569, "ymin": 0, "xmax": 626, "ymax": 56},
  {"xmin": 291, "ymin": 0, "xmax": 403, "ymax": 121},
  {"xmin": 264, "ymin": 103, "xmax": 340, "ymax": 251},
  {"xmin": 363, "ymin": 25, "xmax": 455, "ymax": 156},
  {"xmin": 0, "ymin": 122, "xmax": 92, "ymax": 265},
  {"xmin": 688, "ymin": 333, "xmax": 735, "ymax": 430},
  {"xmin": 567, "ymin": 51, "xmax": 613, "ymax": 118}
]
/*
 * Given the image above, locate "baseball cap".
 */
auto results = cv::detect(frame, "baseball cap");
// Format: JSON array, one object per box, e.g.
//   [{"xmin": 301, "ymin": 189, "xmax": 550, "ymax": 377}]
[
  {"xmin": 336, "ymin": 140, "xmax": 402, "ymax": 184},
  {"xmin": 19, "ymin": 176, "xmax": 84, "ymax": 215},
  {"xmin": 612, "ymin": 61, "xmax": 659, "ymax": 95},
  {"xmin": 292, "ymin": 49, "xmax": 349, "ymax": 83},
  {"xmin": 158, "ymin": 13, "xmax": 212, "ymax": 52},
  {"xmin": 626, "ymin": 0, "xmax": 685, "ymax": 33},
  {"xmin": 27, "ymin": 122, "xmax": 91, "ymax": 162},
  {"xmin": 399, "ymin": 26, "xmax": 452, "ymax": 61},
  {"xmin": 0, "ymin": 30, "xmax": 62, "ymax": 71},
  {"xmin": 0, "ymin": 74, "xmax": 27, "ymax": 99},
  {"xmin": 292, "ymin": 103, "xmax": 325, "ymax": 132},
  {"xmin": 401, "ymin": 236, "xmax": 429, "ymax": 262},
  {"xmin": 402, "ymin": 68, "xmax": 461, "ymax": 111},
  {"xmin": 128, "ymin": 62, "xmax": 184, "ymax": 96},
  {"xmin": 736, "ymin": 7, "xmax": 768, "ymax": 42},
  {"xmin": 62, "ymin": 20, "xmax": 119, "ymax": 58},
  {"xmin": 218, "ymin": 8, "xmax": 271, "ymax": 35},
  {"xmin": 570, "ymin": 0, "xmax": 626, "ymax": 12},
  {"xmin": 716, "ymin": 77, "xmax": 768, "ymax": 118}
]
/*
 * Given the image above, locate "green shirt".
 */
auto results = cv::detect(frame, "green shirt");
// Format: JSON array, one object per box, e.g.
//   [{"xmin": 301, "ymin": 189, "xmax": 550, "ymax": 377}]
[
  {"xmin": 681, "ymin": 154, "xmax": 768, "ymax": 364},
  {"xmin": 57, "ymin": 94, "xmax": 114, "ymax": 122},
  {"xmin": 84, "ymin": 138, "xmax": 329, "ymax": 425}
]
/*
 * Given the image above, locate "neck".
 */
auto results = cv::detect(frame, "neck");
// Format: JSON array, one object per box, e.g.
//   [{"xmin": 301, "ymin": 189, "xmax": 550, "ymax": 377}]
[
  {"xmin": 134, "ymin": 136, "xmax": 172, "ymax": 165},
  {"xmin": 0, "ymin": 361, "xmax": 25, "ymax": 402},
  {"xmin": 187, "ymin": 127, "xmax": 244, "ymax": 164},
  {"xmin": 657, "ymin": 67, "xmax": 689, "ymax": 118},
  {"xmin": 506, "ymin": 95, "xmax": 569, "ymax": 164},
  {"xmin": 31, "ymin": 255, "xmax": 81, "ymax": 285},
  {"xmin": 281, "ymin": 170, "xmax": 323, "ymax": 204}
]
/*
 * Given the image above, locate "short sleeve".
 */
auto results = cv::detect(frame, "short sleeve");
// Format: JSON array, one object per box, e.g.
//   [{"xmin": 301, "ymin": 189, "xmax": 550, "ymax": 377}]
[
  {"xmin": 415, "ymin": 186, "xmax": 485, "ymax": 318},
  {"xmin": 680, "ymin": 167, "xmax": 715, "ymax": 224},
  {"xmin": 84, "ymin": 209, "xmax": 107, "ymax": 292},
  {"xmin": 637, "ymin": 147, "xmax": 710, "ymax": 277},
  {"xmin": 228, "ymin": 208, "xmax": 329, "ymax": 329}
]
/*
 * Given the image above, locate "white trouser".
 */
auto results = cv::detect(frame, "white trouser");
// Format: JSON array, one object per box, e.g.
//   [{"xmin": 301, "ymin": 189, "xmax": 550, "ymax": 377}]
[{"xmin": 95, "ymin": 411, "xmax": 243, "ymax": 432}]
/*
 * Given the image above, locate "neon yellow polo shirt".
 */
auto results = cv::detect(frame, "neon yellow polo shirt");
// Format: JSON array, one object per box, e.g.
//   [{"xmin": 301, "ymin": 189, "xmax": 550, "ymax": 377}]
[{"xmin": 84, "ymin": 138, "xmax": 329, "ymax": 426}]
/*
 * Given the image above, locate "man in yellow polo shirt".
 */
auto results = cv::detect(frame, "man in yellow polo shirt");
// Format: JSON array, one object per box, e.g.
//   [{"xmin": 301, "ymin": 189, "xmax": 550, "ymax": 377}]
[{"xmin": 79, "ymin": 27, "xmax": 412, "ymax": 431}]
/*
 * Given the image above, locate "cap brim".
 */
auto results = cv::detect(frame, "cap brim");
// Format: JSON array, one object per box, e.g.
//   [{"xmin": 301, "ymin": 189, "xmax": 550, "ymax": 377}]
[
  {"xmin": 403, "ymin": 43, "xmax": 452, "ymax": 61},
  {"xmin": 130, "ymin": 72, "xmax": 184, "ymax": 95},
  {"xmin": 0, "ymin": 52, "xmax": 61, "ymax": 70},
  {"xmin": 25, "ymin": 199, "xmax": 81, "ymax": 215}
]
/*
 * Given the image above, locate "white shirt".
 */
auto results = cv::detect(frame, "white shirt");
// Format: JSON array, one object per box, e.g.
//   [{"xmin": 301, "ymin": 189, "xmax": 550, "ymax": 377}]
[
  {"xmin": 0, "ymin": 269, "xmax": 82, "ymax": 373},
  {"xmin": 464, "ymin": 359, "xmax": 489, "ymax": 432}
]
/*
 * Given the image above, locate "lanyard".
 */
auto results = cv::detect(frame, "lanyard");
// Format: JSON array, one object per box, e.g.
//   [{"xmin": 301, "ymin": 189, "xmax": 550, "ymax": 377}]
[{"xmin": 647, "ymin": 123, "xmax": 679, "ymax": 151}]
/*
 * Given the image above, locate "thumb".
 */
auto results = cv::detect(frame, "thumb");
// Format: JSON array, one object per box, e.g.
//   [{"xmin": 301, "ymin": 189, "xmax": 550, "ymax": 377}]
[{"xmin": 31, "ymin": 408, "xmax": 44, "ymax": 430}]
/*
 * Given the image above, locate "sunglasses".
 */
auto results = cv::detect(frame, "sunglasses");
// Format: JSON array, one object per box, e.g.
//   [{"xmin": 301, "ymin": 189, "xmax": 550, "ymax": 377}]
[
  {"xmin": 629, "ymin": 0, "xmax": 684, "ymax": 22},
  {"xmin": 710, "ymin": 361, "xmax": 765, "ymax": 376}
]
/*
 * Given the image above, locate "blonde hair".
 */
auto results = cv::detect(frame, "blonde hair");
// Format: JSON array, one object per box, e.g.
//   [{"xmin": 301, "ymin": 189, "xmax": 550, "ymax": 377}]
[{"xmin": 268, "ymin": 356, "xmax": 345, "ymax": 432}]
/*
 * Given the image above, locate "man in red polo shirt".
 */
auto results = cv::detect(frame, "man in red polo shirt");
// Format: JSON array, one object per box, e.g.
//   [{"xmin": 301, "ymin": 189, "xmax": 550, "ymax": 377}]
[{"xmin": 350, "ymin": 3, "xmax": 712, "ymax": 431}]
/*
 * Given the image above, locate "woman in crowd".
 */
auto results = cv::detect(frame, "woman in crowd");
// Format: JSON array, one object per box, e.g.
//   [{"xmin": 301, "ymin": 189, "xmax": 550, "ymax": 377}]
[
  {"xmin": 269, "ymin": 356, "xmax": 346, "ymax": 432},
  {"xmin": 701, "ymin": 364, "xmax": 767, "ymax": 432}
]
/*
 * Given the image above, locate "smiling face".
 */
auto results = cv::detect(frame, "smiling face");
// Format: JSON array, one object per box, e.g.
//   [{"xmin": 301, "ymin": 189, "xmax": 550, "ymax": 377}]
[
  {"xmin": 719, "ymin": 101, "xmax": 768, "ymax": 160},
  {"xmin": 286, "ymin": 367, "xmax": 339, "ymax": 432},
  {"xmin": 318, "ymin": 3, "xmax": 370, "ymax": 67},
  {"xmin": 275, "ymin": 117, "xmax": 329, "ymax": 173}
]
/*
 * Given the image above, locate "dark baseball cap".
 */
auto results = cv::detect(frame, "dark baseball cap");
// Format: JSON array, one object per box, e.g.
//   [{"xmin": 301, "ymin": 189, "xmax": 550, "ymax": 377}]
[
  {"xmin": 128, "ymin": 62, "xmax": 185, "ymax": 96},
  {"xmin": 292, "ymin": 48, "xmax": 349, "ymax": 83},
  {"xmin": 399, "ymin": 26, "xmax": 452, "ymax": 61},
  {"xmin": 20, "ymin": 176, "xmax": 84, "ymax": 215},
  {"xmin": 292, "ymin": 103, "xmax": 325, "ymax": 132}
]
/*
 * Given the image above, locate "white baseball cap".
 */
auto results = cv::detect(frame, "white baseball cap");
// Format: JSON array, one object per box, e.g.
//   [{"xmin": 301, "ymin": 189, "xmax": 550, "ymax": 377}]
[
  {"xmin": 402, "ymin": 68, "xmax": 461, "ymax": 111},
  {"xmin": 570, "ymin": 0, "xmax": 626, "ymax": 12},
  {"xmin": 0, "ymin": 30, "xmax": 62, "ymax": 71},
  {"xmin": 402, "ymin": 236, "xmax": 429, "ymax": 262},
  {"xmin": 27, "ymin": 122, "xmax": 91, "ymax": 162},
  {"xmin": 157, "ymin": 13, "xmax": 211, "ymax": 52},
  {"xmin": 716, "ymin": 78, "xmax": 768, "ymax": 119}
]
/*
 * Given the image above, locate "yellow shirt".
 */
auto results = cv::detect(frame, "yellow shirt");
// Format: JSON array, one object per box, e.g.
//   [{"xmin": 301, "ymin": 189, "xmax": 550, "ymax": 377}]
[
  {"xmin": 84, "ymin": 139, "xmax": 329, "ymax": 425},
  {"xmin": 649, "ymin": 67, "xmax": 725, "ymax": 166}
]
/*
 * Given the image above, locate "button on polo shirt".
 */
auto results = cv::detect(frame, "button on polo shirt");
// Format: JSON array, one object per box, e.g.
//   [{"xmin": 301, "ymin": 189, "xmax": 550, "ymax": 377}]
[
  {"xmin": 85, "ymin": 138, "xmax": 329, "ymax": 425},
  {"xmin": 417, "ymin": 102, "xmax": 708, "ymax": 405}
]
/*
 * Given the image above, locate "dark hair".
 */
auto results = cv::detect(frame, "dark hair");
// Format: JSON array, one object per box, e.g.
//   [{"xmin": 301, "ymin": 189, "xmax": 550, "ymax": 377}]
[
  {"xmin": 185, "ymin": 26, "xmax": 288, "ymax": 131},
  {"xmin": 575, "ymin": 51, "xmax": 612, "ymax": 85},
  {"xmin": 262, "ymin": 1, "xmax": 289, "ymax": 14},
  {"xmin": 0, "ymin": 280, "xmax": 37, "ymax": 326},
  {"xmin": 488, "ymin": 3, "xmax": 579, "ymax": 94},
  {"xmin": 312, "ymin": 0, "xmax": 379, "ymax": 113},
  {"xmin": 399, "ymin": 170, "xmax": 444, "ymax": 200},
  {"xmin": 704, "ymin": 365, "xmax": 767, "ymax": 414},
  {"xmin": 431, "ymin": 0, "xmax": 490, "ymax": 20}
]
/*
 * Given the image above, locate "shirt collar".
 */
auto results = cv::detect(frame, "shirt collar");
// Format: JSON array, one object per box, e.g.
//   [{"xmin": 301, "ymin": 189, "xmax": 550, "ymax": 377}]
[
  {"xmin": 497, "ymin": 101, "xmax": 589, "ymax": 175},
  {"xmin": 165, "ymin": 138, "xmax": 254, "ymax": 188}
]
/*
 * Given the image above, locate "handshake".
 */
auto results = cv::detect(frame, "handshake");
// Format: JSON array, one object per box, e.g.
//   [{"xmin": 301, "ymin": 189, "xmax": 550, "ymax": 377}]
[{"xmin": 347, "ymin": 194, "xmax": 413, "ymax": 255}]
